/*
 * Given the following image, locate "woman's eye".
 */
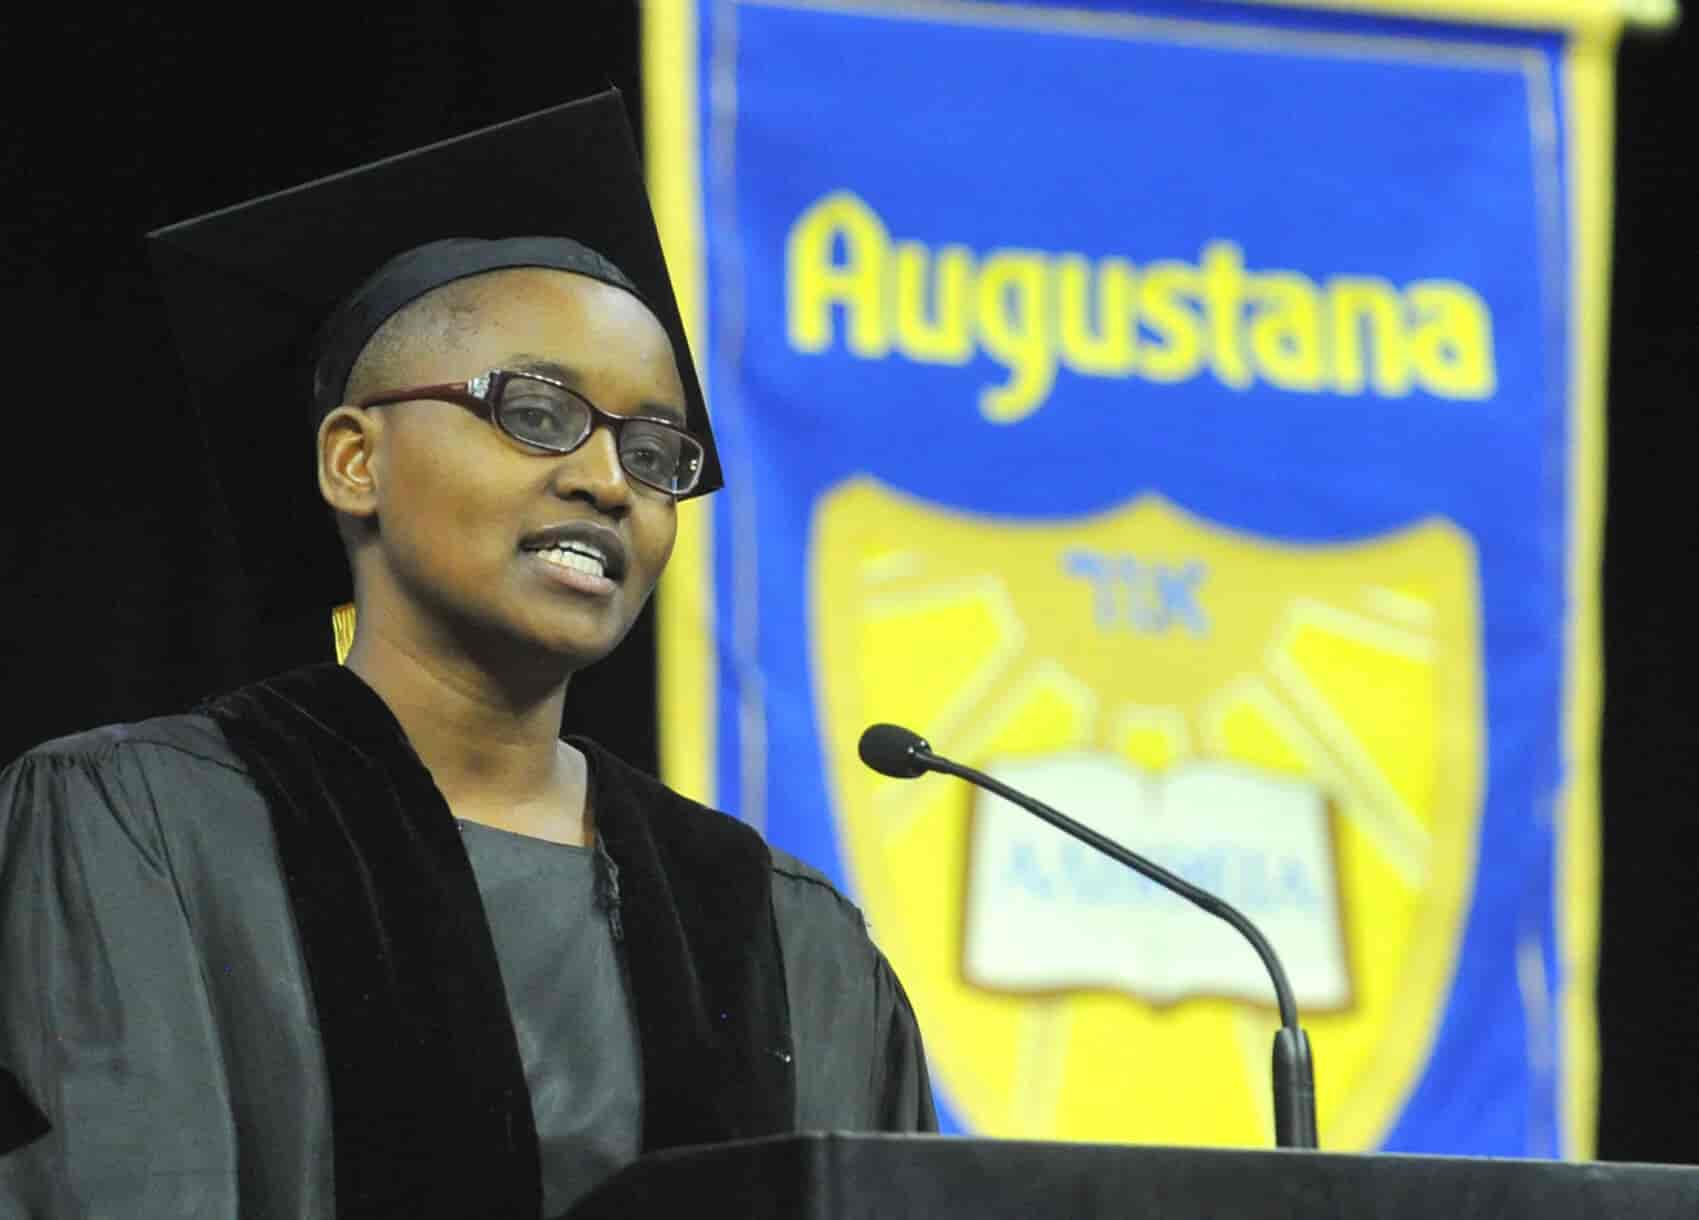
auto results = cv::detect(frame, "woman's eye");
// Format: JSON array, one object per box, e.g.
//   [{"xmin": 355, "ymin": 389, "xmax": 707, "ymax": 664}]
[{"xmin": 508, "ymin": 403, "xmax": 563, "ymax": 432}]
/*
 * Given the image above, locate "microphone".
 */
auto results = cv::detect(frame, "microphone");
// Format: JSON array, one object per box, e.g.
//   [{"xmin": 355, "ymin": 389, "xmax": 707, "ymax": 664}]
[
  {"xmin": 858, "ymin": 722, "xmax": 932, "ymax": 778},
  {"xmin": 858, "ymin": 722, "xmax": 1319, "ymax": 1150}
]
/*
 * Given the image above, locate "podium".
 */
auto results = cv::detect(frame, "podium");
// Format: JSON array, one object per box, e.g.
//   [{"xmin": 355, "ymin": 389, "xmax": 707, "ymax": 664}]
[{"xmin": 564, "ymin": 1133, "xmax": 1699, "ymax": 1219}]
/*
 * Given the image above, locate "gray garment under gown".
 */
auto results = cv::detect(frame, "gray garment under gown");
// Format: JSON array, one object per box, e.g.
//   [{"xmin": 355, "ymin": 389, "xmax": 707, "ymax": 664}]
[
  {"xmin": 0, "ymin": 715, "xmax": 934, "ymax": 1218},
  {"xmin": 457, "ymin": 825, "xmax": 640, "ymax": 1216}
]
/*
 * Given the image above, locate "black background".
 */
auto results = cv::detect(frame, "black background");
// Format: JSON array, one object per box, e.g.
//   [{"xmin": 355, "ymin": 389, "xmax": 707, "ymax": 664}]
[{"xmin": 1, "ymin": 6, "xmax": 1694, "ymax": 1161}]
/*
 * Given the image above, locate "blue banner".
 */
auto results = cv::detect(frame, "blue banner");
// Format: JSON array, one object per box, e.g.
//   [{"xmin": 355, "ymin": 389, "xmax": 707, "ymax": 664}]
[{"xmin": 648, "ymin": 0, "xmax": 1614, "ymax": 1155}]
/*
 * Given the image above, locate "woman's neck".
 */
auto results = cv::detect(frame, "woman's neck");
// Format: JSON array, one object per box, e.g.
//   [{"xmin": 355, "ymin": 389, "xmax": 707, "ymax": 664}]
[{"xmin": 343, "ymin": 622, "xmax": 590, "ymax": 845}]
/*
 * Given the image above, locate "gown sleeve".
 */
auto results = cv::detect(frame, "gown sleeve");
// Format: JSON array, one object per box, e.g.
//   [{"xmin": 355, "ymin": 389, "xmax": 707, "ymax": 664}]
[
  {"xmin": 0, "ymin": 742, "xmax": 240, "ymax": 1217},
  {"xmin": 869, "ymin": 947, "xmax": 939, "ymax": 1133},
  {"xmin": 769, "ymin": 854, "xmax": 939, "ymax": 1134}
]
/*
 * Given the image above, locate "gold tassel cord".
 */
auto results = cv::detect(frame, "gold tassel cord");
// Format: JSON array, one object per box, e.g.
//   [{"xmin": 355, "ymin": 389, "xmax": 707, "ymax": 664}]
[{"xmin": 331, "ymin": 603, "xmax": 357, "ymax": 665}]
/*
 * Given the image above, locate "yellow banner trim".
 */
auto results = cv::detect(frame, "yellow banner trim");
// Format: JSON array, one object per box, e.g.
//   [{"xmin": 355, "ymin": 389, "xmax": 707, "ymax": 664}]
[
  {"xmin": 647, "ymin": 0, "xmax": 717, "ymax": 808},
  {"xmin": 1557, "ymin": 26, "xmax": 1616, "ymax": 1160},
  {"xmin": 1243, "ymin": 0, "xmax": 1674, "ymax": 31}
]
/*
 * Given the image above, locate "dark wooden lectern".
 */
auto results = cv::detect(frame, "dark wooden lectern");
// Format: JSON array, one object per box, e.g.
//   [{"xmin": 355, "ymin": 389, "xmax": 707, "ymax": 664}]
[{"xmin": 564, "ymin": 1133, "xmax": 1699, "ymax": 1219}]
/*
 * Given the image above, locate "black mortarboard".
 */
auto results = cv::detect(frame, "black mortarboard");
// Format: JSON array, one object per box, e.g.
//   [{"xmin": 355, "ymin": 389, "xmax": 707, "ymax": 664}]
[{"xmin": 147, "ymin": 89, "xmax": 719, "ymax": 645}]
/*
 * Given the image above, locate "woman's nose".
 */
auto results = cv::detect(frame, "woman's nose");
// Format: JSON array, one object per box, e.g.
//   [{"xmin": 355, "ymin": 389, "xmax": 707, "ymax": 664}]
[{"xmin": 552, "ymin": 424, "xmax": 633, "ymax": 514}]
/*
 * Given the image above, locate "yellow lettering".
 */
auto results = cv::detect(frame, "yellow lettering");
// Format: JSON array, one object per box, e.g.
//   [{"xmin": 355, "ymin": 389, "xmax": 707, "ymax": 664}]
[
  {"xmin": 892, "ymin": 241, "xmax": 975, "ymax": 364},
  {"xmin": 1248, "ymin": 273, "xmax": 1325, "ymax": 392},
  {"xmin": 1328, "ymin": 276, "xmax": 1410, "ymax": 396},
  {"xmin": 1139, "ymin": 262, "xmax": 1205, "ymax": 383},
  {"xmin": 786, "ymin": 191, "xmax": 890, "ymax": 357},
  {"xmin": 1407, "ymin": 281, "xmax": 1496, "ymax": 400},
  {"xmin": 781, "ymin": 191, "xmax": 1500, "ymax": 411},
  {"xmin": 976, "ymin": 252, "xmax": 1055, "ymax": 423},
  {"xmin": 1056, "ymin": 255, "xmax": 1136, "ymax": 376},
  {"xmin": 1201, "ymin": 241, "xmax": 1252, "ymax": 390}
]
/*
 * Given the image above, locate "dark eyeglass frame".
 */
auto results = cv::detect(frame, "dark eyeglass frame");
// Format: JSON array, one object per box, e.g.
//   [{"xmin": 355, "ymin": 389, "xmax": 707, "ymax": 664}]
[{"xmin": 354, "ymin": 368, "xmax": 704, "ymax": 495}]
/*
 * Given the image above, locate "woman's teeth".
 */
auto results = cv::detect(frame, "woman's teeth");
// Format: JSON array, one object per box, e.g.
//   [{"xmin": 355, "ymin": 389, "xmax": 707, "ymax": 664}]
[{"xmin": 534, "ymin": 545, "xmax": 607, "ymax": 578}]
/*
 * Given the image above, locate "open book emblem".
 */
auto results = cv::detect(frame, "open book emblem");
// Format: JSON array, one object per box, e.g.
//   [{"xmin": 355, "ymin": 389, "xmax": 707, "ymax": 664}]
[
  {"xmin": 965, "ymin": 754, "xmax": 1349, "ymax": 1010},
  {"xmin": 812, "ymin": 476, "xmax": 1482, "ymax": 1147}
]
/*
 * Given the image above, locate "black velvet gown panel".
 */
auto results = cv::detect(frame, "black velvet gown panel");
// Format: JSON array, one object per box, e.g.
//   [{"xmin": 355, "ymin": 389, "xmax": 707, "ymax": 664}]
[{"xmin": 0, "ymin": 716, "xmax": 935, "ymax": 1218}]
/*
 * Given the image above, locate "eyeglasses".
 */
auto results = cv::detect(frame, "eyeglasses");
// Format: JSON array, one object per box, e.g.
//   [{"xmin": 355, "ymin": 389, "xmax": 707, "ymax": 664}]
[{"xmin": 355, "ymin": 368, "xmax": 705, "ymax": 495}]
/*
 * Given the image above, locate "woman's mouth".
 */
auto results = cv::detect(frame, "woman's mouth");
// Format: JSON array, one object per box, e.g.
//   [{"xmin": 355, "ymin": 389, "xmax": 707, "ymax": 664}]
[{"xmin": 524, "ymin": 541, "xmax": 618, "ymax": 595}]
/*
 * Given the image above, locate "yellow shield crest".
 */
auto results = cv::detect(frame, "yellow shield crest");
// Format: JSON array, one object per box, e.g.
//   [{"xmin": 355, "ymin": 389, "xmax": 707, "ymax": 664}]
[{"xmin": 812, "ymin": 476, "xmax": 1482, "ymax": 1147}]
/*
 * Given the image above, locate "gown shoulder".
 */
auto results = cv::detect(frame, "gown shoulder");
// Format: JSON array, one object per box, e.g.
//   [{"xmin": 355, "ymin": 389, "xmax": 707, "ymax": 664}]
[{"xmin": 1, "ymin": 714, "xmax": 245, "ymax": 1214}]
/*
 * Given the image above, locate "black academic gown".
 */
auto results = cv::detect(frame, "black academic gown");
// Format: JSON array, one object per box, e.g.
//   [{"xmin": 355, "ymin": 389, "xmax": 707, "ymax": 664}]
[{"xmin": 0, "ymin": 666, "xmax": 935, "ymax": 1218}]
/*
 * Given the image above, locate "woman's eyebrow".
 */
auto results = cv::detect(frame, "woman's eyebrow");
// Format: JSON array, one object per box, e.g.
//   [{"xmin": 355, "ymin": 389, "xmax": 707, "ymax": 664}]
[
  {"xmin": 509, "ymin": 356, "xmax": 579, "ymax": 384},
  {"xmin": 506, "ymin": 355, "xmax": 688, "ymax": 425}
]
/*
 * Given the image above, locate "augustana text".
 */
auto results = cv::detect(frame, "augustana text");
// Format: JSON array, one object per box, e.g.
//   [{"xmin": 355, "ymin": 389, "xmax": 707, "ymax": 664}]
[{"xmin": 786, "ymin": 191, "xmax": 1497, "ymax": 423}]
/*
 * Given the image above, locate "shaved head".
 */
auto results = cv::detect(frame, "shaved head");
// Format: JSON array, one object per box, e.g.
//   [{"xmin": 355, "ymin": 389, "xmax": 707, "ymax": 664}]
[{"xmin": 339, "ymin": 277, "xmax": 486, "ymax": 411}]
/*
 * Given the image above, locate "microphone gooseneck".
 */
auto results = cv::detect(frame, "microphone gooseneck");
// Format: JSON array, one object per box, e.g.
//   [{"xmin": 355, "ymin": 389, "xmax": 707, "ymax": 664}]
[{"xmin": 855, "ymin": 722, "xmax": 1319, "ymax": 1150}]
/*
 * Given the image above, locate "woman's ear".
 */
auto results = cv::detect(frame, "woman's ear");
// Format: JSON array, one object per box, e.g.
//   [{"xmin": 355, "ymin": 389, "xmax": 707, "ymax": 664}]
[{"xmin": 317, "ymin": 406, "xmax": 382, "ymax": 520}]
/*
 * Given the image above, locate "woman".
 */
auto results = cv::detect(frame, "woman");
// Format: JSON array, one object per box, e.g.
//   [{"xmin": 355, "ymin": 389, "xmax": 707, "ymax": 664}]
[{"xmin": 0, "ymin": 92, "xmax": 934, "ymax": 1220}]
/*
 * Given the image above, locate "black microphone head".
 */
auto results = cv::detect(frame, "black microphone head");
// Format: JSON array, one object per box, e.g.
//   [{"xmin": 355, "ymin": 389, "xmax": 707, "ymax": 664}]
[{"xmin": 858, "ymin": 723, "xmax": 932, "ymax": 779}]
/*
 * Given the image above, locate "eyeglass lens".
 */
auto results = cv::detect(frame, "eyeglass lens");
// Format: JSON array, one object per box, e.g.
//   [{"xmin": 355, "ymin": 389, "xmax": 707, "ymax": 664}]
[{"xmin": 494, "ymin": 374, "xmax": 703, "ymax": 493}]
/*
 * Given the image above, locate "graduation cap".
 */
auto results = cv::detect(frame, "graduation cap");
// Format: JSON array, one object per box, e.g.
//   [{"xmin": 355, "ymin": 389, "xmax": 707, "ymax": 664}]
[{"xmin": 147, "ymin": 90, "xmax": 718, "ymax": 665}]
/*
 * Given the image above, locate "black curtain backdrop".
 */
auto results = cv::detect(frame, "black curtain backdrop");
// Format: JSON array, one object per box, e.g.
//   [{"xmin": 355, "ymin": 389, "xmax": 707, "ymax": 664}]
[{"xmin": 1, "ymin": 7, "xmax": 1693, "ymax": 1163}]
